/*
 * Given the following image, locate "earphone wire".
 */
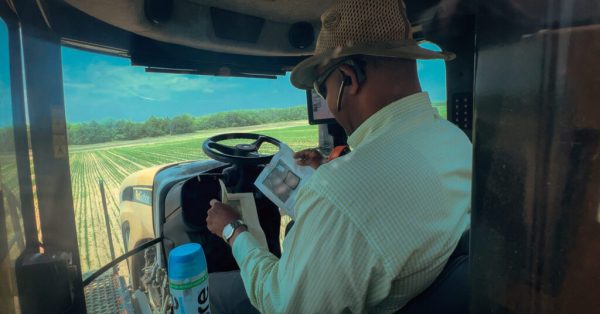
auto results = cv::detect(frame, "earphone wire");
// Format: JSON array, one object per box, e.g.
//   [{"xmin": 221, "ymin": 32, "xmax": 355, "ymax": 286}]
[{"xmin": 336, "ymin": 80, "xmax": 346, "ymax": 112}]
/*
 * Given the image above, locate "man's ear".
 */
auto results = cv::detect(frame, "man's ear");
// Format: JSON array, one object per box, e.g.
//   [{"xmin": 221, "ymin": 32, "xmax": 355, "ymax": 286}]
[{"xmin": 338, "ymin": 65, "xmax": 361, "ymax": 95}]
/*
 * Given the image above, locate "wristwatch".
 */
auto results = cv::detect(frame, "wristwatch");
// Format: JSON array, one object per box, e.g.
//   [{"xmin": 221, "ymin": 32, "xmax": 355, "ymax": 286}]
[{"xmin": 222, "ymin": 219, "xmax": 247, "ymax": 244}]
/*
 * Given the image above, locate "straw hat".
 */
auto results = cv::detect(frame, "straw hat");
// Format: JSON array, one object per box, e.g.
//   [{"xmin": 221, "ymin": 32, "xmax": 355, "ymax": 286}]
[{"xmin": 291, "ymin": 0, "xmax": 455, "ymax": 89}]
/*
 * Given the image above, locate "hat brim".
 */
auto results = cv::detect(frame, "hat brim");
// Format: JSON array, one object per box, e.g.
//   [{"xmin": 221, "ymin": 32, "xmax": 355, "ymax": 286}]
[{"xmin": 290, "ymin": 41, "xmax": 455, "ymax": 90}]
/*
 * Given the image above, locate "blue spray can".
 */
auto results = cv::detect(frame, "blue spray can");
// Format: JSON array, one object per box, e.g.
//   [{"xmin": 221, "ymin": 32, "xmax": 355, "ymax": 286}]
[{"xmin": 168, "ymin": 243, "xmax": 211, "ymax": 314}]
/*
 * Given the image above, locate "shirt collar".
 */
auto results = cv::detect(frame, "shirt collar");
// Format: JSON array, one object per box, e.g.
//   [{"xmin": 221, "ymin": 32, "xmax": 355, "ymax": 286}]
[{"xmin": 347, "ymin": 92, "xmax": 435, "ymax": 148}]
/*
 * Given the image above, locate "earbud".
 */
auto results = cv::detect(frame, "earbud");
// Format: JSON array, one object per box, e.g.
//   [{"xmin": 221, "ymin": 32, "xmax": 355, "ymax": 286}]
[
  {"xmin": 337, "ymin": 72, "xmax": 352, "ymax": 112},
  {"xmin": 341, "ymin": 72, "xmax": 352, "ymax": 86}
]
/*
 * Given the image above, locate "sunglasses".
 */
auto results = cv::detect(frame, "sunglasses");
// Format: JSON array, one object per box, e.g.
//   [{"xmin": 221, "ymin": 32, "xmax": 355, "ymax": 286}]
[{"xmin": 313, "ymin": 59, "xmax": 353, "ymax": 99}]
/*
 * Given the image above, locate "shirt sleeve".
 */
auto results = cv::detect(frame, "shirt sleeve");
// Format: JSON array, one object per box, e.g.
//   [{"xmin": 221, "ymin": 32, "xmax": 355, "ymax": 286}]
[{"xmin": 232, "ymin": 186, "xmax": 391, "ymax": 313}]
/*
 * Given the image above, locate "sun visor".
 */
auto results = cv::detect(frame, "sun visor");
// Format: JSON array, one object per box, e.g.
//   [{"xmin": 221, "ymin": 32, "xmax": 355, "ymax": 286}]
[{"xmin": 129, "ymin": 36, "xmax": 307, "ymax": 78}]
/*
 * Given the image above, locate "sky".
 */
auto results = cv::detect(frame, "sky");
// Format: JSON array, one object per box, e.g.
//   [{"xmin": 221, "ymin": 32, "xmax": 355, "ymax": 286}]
[
  {"xmin": 61, "ymin": 47, "xmax": 307, "ymax": 123},
  {"xmin": 418, "ymin": 42, "xmax": 447, "ymax": 103},
  {"xmin": 61, "ymin": 42, "xmax": 447, "ymax": 123},
  {"xmin": 0, "ymin": 19, "xmax": 12, "ymax": 128},
  {"xmin": 0, "ymin": 19, "xmax": 447, "ymax": 125}
]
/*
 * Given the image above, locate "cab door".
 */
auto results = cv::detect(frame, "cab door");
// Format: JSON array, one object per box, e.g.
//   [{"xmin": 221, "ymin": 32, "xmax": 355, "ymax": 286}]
[
  {"xmin": 0, "ymin": 2, "xmax": 86, "ymax": 312},
  {"xmin": 0, "ymin": 11, "xmax": 29, "ymax": 313},
  {"xmin": 472, "ymin": 0, "xmax": 600, "ymax": 312}
]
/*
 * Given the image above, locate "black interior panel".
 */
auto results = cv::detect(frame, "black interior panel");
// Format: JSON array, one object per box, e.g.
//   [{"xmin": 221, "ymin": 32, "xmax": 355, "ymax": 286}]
[
  {"xmin": 163, "ymin": 171, "xmax": 282, "ymax": 273},
  {"xmin": 450, "ymin": 92, "xmax": 473, "ymax": 131},
  {"xmin": 211, "ymin": 7, "xmax": 265, "ymax": 43}
]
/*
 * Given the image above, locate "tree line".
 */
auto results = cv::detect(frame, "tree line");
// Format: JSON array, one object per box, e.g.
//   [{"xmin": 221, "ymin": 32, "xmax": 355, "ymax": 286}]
[
  {"xmin": 0, "ymin": 127, "xmax": 14, "ymax": 153},
  {"xmin": 66, "ymin": 106, "xmax": 307, "ymax": 145}
]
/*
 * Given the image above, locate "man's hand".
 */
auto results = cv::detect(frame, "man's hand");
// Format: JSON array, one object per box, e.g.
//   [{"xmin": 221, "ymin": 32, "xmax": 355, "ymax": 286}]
[
  {"xmin": 206, "ymin": 199, "xmax": 241, "ymax": 239},
  {"xmin": 294, "ymin": 148, "xmax": 325, "ymax": 169}
]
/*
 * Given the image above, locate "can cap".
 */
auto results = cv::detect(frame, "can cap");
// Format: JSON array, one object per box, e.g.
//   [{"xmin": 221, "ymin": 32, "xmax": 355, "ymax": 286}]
[{"xmin": 168, "ymin": 243, "xmax": 207, "ymax": 280}]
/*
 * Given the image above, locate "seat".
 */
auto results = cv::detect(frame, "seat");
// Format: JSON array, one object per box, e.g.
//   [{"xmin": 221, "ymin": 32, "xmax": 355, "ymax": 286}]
[{"xmin": 397, "ymin": 230, "xmax": 470, "ymax": 314}]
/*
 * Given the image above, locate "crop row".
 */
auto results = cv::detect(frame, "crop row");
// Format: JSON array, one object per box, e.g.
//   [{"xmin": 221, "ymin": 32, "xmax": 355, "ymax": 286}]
[{"xmin": 69, "ymin": 124, "xmax": 318, "ymax": 273}]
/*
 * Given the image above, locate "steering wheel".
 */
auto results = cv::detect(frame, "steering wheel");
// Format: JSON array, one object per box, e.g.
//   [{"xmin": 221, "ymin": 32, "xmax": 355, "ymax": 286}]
[{"xmin": 202, "ymin": 133, "xmax": 281, "ymax": 165}]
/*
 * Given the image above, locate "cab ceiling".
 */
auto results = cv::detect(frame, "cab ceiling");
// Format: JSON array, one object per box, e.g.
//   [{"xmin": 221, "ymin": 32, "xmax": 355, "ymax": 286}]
[
  {"xmin": 63, "ymin": 0, "xmax": 447, "ymax": 57},
  {"xmin": 64, "ymin": 0, "xmax": 336, "ymax": 56},
  {"xmin": 187, "ymin": 0, "xmax": 335, "ymax": 23}
]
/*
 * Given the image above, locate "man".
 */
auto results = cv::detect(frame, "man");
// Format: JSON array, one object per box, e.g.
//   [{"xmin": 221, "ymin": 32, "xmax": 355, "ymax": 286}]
[{"xmin": 206, "ymin": 0, "xmax": 472, "ymax": 312}]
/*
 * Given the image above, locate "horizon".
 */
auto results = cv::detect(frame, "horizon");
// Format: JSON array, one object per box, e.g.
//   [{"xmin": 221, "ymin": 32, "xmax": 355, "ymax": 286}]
[{"xmin": 61, "ymin": 42, "xmax": 448, "ymax": 124}]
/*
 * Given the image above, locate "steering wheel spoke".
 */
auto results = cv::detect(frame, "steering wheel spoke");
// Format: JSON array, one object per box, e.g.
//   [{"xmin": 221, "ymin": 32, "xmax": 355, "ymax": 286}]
[
  {"xmin": 251, "ymin": 136, "xmax": 268, "ymax": 150},
  {"xmin": 207, "ymin": 142, "xmax": 236, "ymax": 155}
]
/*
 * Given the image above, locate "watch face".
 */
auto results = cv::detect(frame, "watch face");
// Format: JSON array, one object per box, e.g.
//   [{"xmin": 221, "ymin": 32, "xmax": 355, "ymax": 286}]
[
  {"xmin": 222, "ymin": 220, "xmax": 246, "ymax": 242},
  {"xmin": 222, "ymin": 224, "xmax": 234, "ymax": 240}
]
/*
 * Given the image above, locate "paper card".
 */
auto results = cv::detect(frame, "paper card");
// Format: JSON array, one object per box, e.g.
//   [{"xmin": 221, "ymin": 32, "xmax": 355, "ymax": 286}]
[
  {"xmin": 219, "ymin": 179, "xmax": 268, "ymax": 249},
  {"xmin": 254, "ymin": 144, "xmax": 314, "ymax": 219}
]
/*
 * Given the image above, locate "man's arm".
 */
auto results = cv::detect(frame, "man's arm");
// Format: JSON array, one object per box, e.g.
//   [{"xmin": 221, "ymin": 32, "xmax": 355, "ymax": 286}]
[{"xmin": 231, "ymin": 189, "xmax": 391, "ymax": 313}]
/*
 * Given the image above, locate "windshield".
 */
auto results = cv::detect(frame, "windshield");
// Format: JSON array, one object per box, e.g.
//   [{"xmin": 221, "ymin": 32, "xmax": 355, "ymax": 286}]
[{"xmin": 62, "ymin": 46, "xmax": 318, "ymax": 274}]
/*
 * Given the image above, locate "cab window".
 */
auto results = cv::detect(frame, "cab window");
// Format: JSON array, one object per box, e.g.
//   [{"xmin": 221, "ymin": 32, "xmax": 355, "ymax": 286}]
[
  {"xmin": 61, "ymin": 46, "xmax": 317, "ymax": 274},
  {"xmin": 0, "ymin": 18, "xmax": 25, "ymax": 314},
  {"xmin": 418, "ymin": 42, "xmax": 447, "ymax": 118}
]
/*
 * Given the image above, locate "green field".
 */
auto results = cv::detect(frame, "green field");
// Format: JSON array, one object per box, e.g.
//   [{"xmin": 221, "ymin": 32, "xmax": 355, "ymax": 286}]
[
  {"xmin": 70, "ymin": 121, "xmax": 317, "ymax": 272},
  {"xmin": 433, "ymin": 103, "xmax": 447, "ymax": 119}
]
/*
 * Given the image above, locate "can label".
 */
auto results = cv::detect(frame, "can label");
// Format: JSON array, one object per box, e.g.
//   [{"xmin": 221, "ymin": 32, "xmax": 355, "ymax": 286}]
[{"xmin": 170, "ymin": 272, "xmax": 210, "ymax": 314}]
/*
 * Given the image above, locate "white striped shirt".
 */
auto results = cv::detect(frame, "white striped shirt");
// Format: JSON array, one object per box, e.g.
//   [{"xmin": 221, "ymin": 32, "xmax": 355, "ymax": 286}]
[{"xmin": 233, "ymin": 92, "xmax": 472, "ymax": 313}]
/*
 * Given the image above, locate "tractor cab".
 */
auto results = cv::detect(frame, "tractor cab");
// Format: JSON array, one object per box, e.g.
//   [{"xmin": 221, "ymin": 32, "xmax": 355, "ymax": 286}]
[{"xmin": 1, "ymin": 0, "xmax": 599, "ymax": 313}]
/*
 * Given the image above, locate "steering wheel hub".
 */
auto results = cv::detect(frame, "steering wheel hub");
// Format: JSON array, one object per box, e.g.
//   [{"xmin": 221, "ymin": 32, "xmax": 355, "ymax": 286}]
[{"xmin": 236, "ymin": 144, "xmax": 256, "ymax": 151}]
